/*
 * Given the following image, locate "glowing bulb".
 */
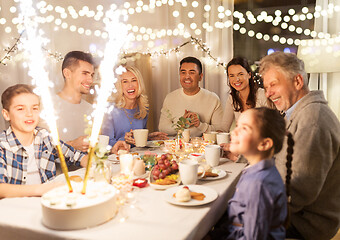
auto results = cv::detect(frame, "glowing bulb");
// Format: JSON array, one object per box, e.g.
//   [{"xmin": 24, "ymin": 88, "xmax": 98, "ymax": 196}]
[
  {"xmin": 248, "ymin": 30, "xmax": 255, "ymax": 37},
  {"xmin": 256, "ymin": 32, "xmax": 263, "ymax": 39},
  {"xmin": 173, "ymin": 10, "xmax": 179, "ymax": 17},
  {"xmin": 188, "ymin": 11, "xmax": 195, "ymax": 18},
  {"xmin": 124, "ymin": 2, "xmax": 130, "ymax": 8},
  {"xmin": 10, "ymin": 6, "xmax": 17, "ymax": 13},
  {"xmin": 275, "ymin": 10, "xmax": 281, "ymax": 16},
  {"xmin": 192, "ymin": 1, "xmax": 199, "ymax": 8},
  {"xmin": 272, "ymin": 35, "xmax": 279, "ymax": 42},
  {"xmin": 288, "ymin": 9, "xmax": 295, "ymax": 15},
  {"xmin": 194, "ymin": 29, "xmax": 201, "ymax": 35},
  {"xmin": 283, "ymin": 16, "xmax": 290, "ymax": 22},
  {"xmin": 296, "ymin": 27, "xmax": 303, "ymax": 34},
  {"xmin": 204, "ymin": 5, "xmax": 211, "ymax": 11},
  {"xmin": 288, "ymin": 25, "xmax": 295, "ymax": 31},
  {"xmin": 294, "ymin": 39, "xmax": 301, "ymax": 45},
  {"xmin": 239, "ymin": 27, "xmax": 246, "ymax": 34},
  {"xmin": 233, "ymin": 23, "xmax": 240, "ymax": 30},
  {"xmin": 178, "ymin": 23, "xmax": 184, "ymax": 29},
  {"xmin": 5, "ymin": 26, "xmax": 12, "ymax": 33},
  {"xmin": 190, "ymin": 23, "xmax": 197, "ymax": 29},
  {"xmin": 218, "ymin": 6, "xmax": 224, "ymax": 12},
  {"xmin": 302, "ymin": 7, "xmax": 309, "ymax": 13},
  {"xmin": 218, "ymin": 13, "xmax": 225, "ymax": 19},
  {"xmin": 70, "ymin": 25, "xmax": 76, "ymax": 32}
]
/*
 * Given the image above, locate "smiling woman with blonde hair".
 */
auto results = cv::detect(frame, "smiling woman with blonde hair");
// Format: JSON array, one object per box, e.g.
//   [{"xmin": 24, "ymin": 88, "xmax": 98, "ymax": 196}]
[{"xmin": 102, "ymin": 66, "xmax": 167, "ymax": 146}]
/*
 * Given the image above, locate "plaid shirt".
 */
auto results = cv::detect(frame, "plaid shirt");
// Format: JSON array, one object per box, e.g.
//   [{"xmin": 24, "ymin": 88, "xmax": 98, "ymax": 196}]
[{"xmin": 0, "ymin": 127, "xmax": 86, "ymax": 184}]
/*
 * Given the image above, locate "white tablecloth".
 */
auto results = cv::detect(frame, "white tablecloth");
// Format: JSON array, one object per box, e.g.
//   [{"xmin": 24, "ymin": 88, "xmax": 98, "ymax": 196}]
[{"xmin": 0, "ymin": 157, "xmax": 245, "ymax": 240}]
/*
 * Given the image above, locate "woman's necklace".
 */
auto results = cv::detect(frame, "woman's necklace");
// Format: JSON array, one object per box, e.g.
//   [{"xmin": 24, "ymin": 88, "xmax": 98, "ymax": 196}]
[{"xmin": 123, "ymin": 108, "xmax": 135, "ymax": 125}]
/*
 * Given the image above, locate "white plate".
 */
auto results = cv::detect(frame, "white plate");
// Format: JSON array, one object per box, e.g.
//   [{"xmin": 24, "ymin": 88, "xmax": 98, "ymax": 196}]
[
  {"xmin": 199, "ymin": 168, "xmax": 227, "ymax": 181},
  {"xmin": 149, "ymin": 180, "xmax": 181, "ymax": 190},
  {"xmin": 146, "ymin": 141, "xmax": 164, "ymax": 148},
  {"xmin": 149, "ymin": 173, "xmax": 181, "ymax": 190},
  {"xmin": 107, "ymin": 154, "xmax": 118, "ymax": 162},
  {"xmin": 164, "ymin": 185, "xmax": 218, "ymax": 206}
]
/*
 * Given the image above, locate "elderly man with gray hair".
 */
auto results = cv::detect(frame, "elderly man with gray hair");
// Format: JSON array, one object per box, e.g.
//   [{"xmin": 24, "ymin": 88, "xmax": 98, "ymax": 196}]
[{"xmin": 260, "ymin": 52, "xmax": 340, "ymax": 240}]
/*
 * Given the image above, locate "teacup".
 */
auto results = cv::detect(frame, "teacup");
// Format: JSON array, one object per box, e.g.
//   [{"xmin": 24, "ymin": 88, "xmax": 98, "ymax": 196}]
[
  {"xmin": 179, "ymin": 159, "xmax": 205, "ymax": 185},
  {"xmin": 203, "ymin": 132, "xmax": 217, "ymax": 143},
  {"xmin": 97, "ymin": 135, "xmax": 110, "ymax": 148},
  {"xmin": 205, "ymin": 145, "xmax": 222, "ymax": 167},
  {"xmin": 133, "ymin": 129, "xmax": 149, "ymax": 147},
  {"xmin": 216, "ymin": 132, "xmax": 230, "ymax": 145}
]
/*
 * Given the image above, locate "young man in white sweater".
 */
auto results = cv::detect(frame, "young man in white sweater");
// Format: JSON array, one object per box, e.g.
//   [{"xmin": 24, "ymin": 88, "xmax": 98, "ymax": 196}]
[{"xmin": 159, "ymin": 57, "xmax": 225, "ymax": 137}]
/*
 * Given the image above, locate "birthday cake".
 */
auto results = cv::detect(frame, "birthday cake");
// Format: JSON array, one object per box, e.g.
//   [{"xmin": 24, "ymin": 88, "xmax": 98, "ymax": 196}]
[{"xmin": 41, "ymin": 180, "xmax": 117, "ymax": 230}]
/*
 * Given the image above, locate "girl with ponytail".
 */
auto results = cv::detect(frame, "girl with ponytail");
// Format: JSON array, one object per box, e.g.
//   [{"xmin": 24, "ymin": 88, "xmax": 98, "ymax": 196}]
[{"xmin": 211, "ymin": 107, "xmax": 293, "ymax": 240}]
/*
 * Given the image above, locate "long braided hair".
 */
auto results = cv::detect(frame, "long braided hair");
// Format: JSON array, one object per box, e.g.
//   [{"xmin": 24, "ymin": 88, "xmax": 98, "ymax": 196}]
[{"xmin": 251, "ymin": 107, "xmax": 294, "ymax": 227}]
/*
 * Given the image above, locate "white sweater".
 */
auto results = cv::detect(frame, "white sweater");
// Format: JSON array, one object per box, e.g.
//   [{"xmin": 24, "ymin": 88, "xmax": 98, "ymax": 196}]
[{"xmin": 158, "ymin": 88, "xmax": 225, "ymax": 137}]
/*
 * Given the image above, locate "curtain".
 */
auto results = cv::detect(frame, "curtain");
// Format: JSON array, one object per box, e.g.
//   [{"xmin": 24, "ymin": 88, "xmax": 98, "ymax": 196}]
[{"xmin": 310, "ymin": 0, "xmax": 340, "ymax": 119}]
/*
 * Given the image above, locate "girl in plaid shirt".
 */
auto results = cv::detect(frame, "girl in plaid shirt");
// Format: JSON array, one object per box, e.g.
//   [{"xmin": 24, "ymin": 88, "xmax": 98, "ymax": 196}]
[{"xmin": 0, "ymin": 84, "xmax": 88, "ymax": 198}]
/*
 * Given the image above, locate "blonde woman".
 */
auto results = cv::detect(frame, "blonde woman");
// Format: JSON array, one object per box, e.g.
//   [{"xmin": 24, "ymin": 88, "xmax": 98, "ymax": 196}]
[{"xmin": 102, "ymin": 66, "xmax": 167, "ymax": 146}]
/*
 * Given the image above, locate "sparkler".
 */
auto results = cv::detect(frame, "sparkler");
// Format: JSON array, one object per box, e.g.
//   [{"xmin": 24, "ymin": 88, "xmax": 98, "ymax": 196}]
[
  {"xmin": 19, "ymin": 0, "xmax": 73, "ymax": 192},
  {"xmin": 81, "ymin": 8, "xmax": 128, "ymax": 194}
]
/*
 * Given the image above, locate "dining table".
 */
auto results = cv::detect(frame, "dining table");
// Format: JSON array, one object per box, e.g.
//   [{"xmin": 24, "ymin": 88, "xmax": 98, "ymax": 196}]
[{"xmin": 0, "ymin": 146, "xmax": 246, "ymax": 240}]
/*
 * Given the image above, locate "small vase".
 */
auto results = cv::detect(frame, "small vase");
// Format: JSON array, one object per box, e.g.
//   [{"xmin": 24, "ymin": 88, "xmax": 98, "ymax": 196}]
[
  {"xmin": 175, "ymin": 130, "xmax": 184, "ymax": 153},
  {"xmin": 93, "ymin": 160, "xmax": 110, "ymax": 183}
]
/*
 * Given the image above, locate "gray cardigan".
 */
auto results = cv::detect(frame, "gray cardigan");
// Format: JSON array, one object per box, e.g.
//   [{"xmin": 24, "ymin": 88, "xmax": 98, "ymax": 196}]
[{"xmin": 275, "ymin": 91, "xmax": 340, "ymax": 240}]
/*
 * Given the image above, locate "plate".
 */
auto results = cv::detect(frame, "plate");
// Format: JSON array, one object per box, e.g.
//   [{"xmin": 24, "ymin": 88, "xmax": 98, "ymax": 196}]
[
  {"xmin": 146, "ymin": 140, "xmax": 165, "ymax": 148},
  {"xmin": 149, "ymin": 173, "xmax": 181, "ymax": 190},
  {"xmin": 149, "ymin": 180, "xmax": 181, "ymax": 190},
  {"xmin": 107, "ymin": 154, "xmax": 119, "ymax": 163},
  {"xmin": 164, "ymin": 185, "xmax": 218, "ymax": 206},
  {"xmin": 199, "ymin": 168, "xmax": 227, "ymax": 181}
]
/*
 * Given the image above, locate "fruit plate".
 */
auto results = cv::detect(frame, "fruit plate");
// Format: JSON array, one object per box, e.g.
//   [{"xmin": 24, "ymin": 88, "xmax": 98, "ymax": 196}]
[
  {"xmin": 164, "ymin": 185, "xmax": 218, "ymax": 206},
  {"xmin": 146, "ymin": 140, "xmax": 165, "ymax": 148},
  {"xmin": 149, "ymin": 172, "xmax": 180, "ymax": 190},
  {"xmin": 199, "ymin": 168, "xmax": 227, "ymax": 181}
]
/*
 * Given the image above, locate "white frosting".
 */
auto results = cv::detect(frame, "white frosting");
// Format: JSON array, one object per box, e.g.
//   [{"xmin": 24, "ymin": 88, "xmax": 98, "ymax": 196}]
[
  {"xmin": 41, "ymin": 181, "xmax": 116, "ymax": 209},
  {"xmin": 175, "ymin": 187, "xmax": 191, "ymax": 202}
]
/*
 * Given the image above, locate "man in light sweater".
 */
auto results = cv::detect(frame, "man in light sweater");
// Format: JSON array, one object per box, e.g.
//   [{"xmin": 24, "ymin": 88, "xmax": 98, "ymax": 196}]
[
  {"xmin": 159, "ymin": 56, "xmax": 225, "ymax": 137},
  {"xmin": 53, "ymin": 51, "xmax": 129, "ymax": 154},
  {"xmin": 260, "ymin": 52, "xmax": 340, "ymax": 240}
]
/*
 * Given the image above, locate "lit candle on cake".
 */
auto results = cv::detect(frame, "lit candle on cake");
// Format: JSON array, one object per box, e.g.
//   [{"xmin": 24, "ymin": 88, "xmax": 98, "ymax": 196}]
[
  {"xmin": 81, "ymin": 9, "xmax": 128, "ymax": 194},
  {"xmin": 18, "ymin": 0, "xmax": 73, "ymax": 192}
]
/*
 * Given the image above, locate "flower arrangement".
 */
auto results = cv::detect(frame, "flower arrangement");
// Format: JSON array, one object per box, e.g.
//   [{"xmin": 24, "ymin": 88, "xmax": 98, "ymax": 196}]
[{"xmin": 165, "ymin": 109, "xmax": 191, "ymax": 133}]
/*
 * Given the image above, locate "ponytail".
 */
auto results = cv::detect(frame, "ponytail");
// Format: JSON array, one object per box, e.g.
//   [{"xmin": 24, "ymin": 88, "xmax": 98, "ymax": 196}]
[{"xmin": 284, "ymin": 131, "xmax": 294, "ymax": 228}]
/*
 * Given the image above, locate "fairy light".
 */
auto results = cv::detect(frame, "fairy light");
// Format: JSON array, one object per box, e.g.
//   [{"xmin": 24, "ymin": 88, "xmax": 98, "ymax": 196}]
[{"xmin": 18, "ymin": 0, "xmax": 73, "ymax": 191}]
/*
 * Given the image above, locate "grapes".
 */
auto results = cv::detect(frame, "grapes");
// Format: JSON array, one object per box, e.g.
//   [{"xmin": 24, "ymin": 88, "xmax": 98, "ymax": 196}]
[
  {"xmin": 163, "ymin": 169, "xmax": 170, "ymax": 175},
  {"xmin": 153, "ymin": 169, "xmax": 160, "ymax": 176},
  {"xmin": 151, "ymin": 153, "xmax": 179, "ymax": 180},
  {"xmin": 164, "ymin": 160, "xmax": 170, "ymax": 167},
  {"xmin": 159, "ymin": 172, "xmax": 166, "ymax": 179},
  {"xmin": 159, "ymin": 163, "xmax": 166, "ymax": 170}
]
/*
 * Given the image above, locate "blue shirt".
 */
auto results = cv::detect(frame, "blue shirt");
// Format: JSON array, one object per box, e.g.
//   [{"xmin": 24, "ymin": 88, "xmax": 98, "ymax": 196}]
[
  {"xmin": 0, "ymin": 127, "xmax": 86, "ymax": 184},
  {"xmin": 285, "ymin": 97, "xmax": 303, "ymax": 120},
  {"xmin": 101, "ymin": 107, "xmax": 148, "ymax": 146},
  {"xmin": 226, "ymin": 158, "xmax": 287, "ymax": 240}
]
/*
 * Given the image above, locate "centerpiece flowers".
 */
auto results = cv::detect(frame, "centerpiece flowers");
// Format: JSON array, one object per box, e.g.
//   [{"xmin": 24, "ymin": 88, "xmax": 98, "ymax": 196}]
[{"xmin": 165, "ymin": 109, "xmax": 191, "ymax": 153}]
